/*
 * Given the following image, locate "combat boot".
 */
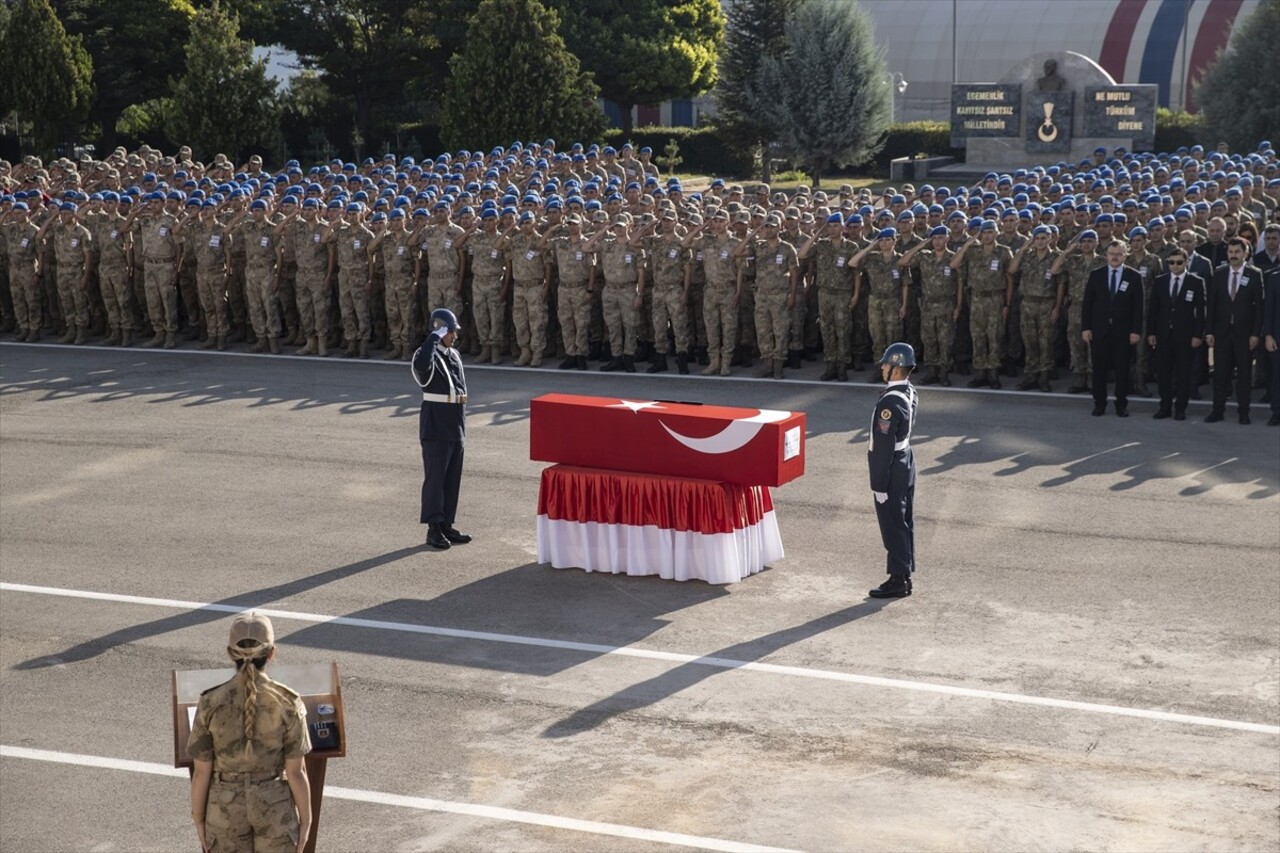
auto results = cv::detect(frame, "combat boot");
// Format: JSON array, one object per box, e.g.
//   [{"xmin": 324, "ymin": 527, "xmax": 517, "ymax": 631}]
[
  {"xmin": 269, "ymin": 337, "xmax": 281, "ymax": 355},
  {"xmin": 1067, "ymin": 373, "xmax": 1089, "ymax": 394},
  {"xmin": 559, "ymin": 355, "xmax": 576, "ymax": 369},
  {"xmin": 1017, "ymin": 373, "xmax": 1038, "ymax": 391},
  {"xmin": 490, "ymin": 347, "xmax": 502, "ymax": 365},
  {"xmin": 836, "ymin": 363, "xmax": 849, "ymax": 382},
  {"xmin": 988, "ymin": 369, "xmax": 1002, "ymax": 390},
  {"xmin": 754, "ymin": 362, "xmax": 773, "ymax": 378},
  {"xmin": 939, "ymin": 370, "xmax": 951, "ymax": 387},
  {"xmin": 216, "ymin": 334, "xmax": 227, "ymax": 351},
  {"xmin": 966, "ymin": 372, "xmax": 988, "ymax": 388},
  {"xmin": 15, "ymin": 329, "xmax": 28, "ymax": 342},
  {"xmin": 118, "ymin": 329, "xmax": 130, "ymax": 347},
  {"xmin": 26, "ymin": 329, "xmax": 40, "ymax": 343},
  {"xmin": 144, "ymin": 330, "xmax": 165, "ymax": 348},
  {"xmin": 358, "ymin": 340, "xmax": 368, "ymax": 358},
  {"xmin": 646, "ymin": 354, "xmax": 668, "ymax": 373},
  {"xmin": 696, "ymin": 347, "xmax": 709, "ymax": 366},
  {"xmin": 786, "ymin": 350, "xmax": 801, "ymax": 370},
  {"xmin": 918, "ymin": 367, "xmax": 938, "ymax": 386},
  {"xmin": 1039, "ymin": 372, "xmax": 1052, "ymax": 392},
  {"xmin": 719, "ymin": 361, "xmax": 731, "ymax": 376},
  {"xmin": 588, "ymin": 341, "xmax": 602, "ymax": 362},
  {"xmin": 164, "ymin": 331, "xmax": 178, "ymax": 349},
  {"xmin": 343, "ymin": 339, "xmax": 357, "ymax": 358},
  {"xmin": 701, "ymin": 357, "xmax": 720, "ymax": 376},
  {"xmin": 60, "ymin": 325, "xmax": 76, "ymax": 344},
  {"xmin": 477, "ymin": 345, "xmax": 491, "ymax": 363},
  {"xmin": 298, "ymin": 336, "xmax": 317, "ymax": 356},
  {"xmin": 622, "ymin": 355, "xmax": 636, "ymax": 373},
  {"xmin": 401, "ymin": 347, "xmax": 412, "ymax": 361},
  {"xmin": 600, "ymin": 357, "xmax": 623, "ymax": 372},
  {"xmin": 529, "ymin": 352, "xmax": 543, "ymax": 367},
  {"xmin": 675, "ymin": 352, "xmax": 689, "ymax": 375},
  {"xmin": 515, "ymin": 348, "xmax": 531, "ymax": 366},
  {"xmin": 250, "ymin": 337, "xmax": 268, "ymax": 353},
  {"xmin": 75, "ymin": 327, "xmax": 90, "ymax": 345},
  {"xmin": 315, "ymin": 336, "xmax": 327, "ymax": 357},
  {"xmin": 575, "ymin": 356, "xmax": 587, "ymax": 369},
  {"xmin": 772, "ymin": 359, "xmax": 785, "ymax": 379},
  {"xmin": 106, "ymin": 329, "xmax": 121, "ymax": 347},
  {"xmin": 201, "ymin": 334, "xmax": 217, "ymax": 350},
  {"xmin": 869, "ymin": 575, "xmax": 912, "ymax": 598},
  {"xmin": 820, "ymin": 362, "xmax": 838, "ymax": 381},
  {"xmin": 384, "ymin": 343, "xmax": 401, "ymax": 360}
]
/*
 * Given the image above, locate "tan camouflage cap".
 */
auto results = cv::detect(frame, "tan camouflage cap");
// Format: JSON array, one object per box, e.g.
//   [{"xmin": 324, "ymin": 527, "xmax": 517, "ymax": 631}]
[{"xmin": 228, "ymin": 612, "xmax": 274, "ymax": 651}]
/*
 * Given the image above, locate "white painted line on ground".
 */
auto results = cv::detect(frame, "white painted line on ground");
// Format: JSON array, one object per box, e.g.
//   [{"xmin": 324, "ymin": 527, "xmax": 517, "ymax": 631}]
[
  {"xmin": 0, "ymin": 745, "xmax": 793, "ymax": 853},
  {"xmin": 0, "ymin": 341, "xmax": 1211, "ymax": 403},
  {"xmin": 4, "ymin": 582, "xmax": 1276, "ymax": 736}
]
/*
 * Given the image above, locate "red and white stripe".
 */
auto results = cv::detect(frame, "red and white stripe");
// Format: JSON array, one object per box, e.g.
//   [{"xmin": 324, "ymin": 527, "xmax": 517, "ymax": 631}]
[{"xmin": 535, "ymin": 465, "xmax": 784, "ymax": 585}]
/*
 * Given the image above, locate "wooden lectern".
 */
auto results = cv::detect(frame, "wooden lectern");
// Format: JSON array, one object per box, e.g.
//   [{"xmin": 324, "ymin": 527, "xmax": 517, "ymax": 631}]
[{"xmin": 172, "ymin": 662, "xmax": 346, "ymax": 853}]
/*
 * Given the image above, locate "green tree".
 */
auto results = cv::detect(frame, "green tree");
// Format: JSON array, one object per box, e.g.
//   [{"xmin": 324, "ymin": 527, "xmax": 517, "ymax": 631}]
[
  {"xmin": 715, "ymin": 0, "xmax": 803, "ymax": 181},
  {"xmin": 1195, "ymin": 0, "xmax": 1280, "ymax": 151},
  {"xmin": 166, "ymin": 2, "xmax": 280, "ymax": 162},
  {"xmin": 548, "ymin": 0, "xmax": 724, "ymax": 134},
  {"xmin": 271, "ymin": 0, "xmax": 461, "ymax": 157},
  {"xmin": 754, "ymin": 0, "xmax": 889, "ymax": 186},
  {"xmin": 54, "ymin": 0, "xmax": 195, "ymax": 150},
  {"xmin": 441, "ymin": 0, "xmax": 606, "ymax": 151},
  {"xmin": 0, "ymin": 0, "xmax": 94, "ymax": 154}
]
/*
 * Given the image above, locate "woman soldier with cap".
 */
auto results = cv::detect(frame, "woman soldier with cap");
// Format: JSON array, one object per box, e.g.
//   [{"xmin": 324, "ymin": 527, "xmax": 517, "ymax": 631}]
[{"xmin": 188, "ymin": 613, "xmax": 311, "ymax": 852}]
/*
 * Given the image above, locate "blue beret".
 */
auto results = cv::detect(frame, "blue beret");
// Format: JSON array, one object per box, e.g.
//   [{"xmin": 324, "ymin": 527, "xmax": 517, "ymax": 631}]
[
  {"xmin": 12, "ymin": 202, "xmax": 28, "ymax": 211},
  {"xmin": 518, "ymin": 211, "xmax": 534, "ymax": 223},
  {"xmin": 60, "ymin": 201, "xmax": 78, "ymax": 212},
  {"xmin": 480, "ymin": 208, "xmax": 497, "ymax": 219},
  {"xmin": 1094, "ymin": 213, "xmax": 1114, "ymax": 223},
  {"xmin": 947, "ymin": 210, "xmax": 966, "ymax": 221},
  {"xmin": 929, "ymin": 225, "xmax": 948, "ymax": 237},
  {"xmin": 844, "ymin": 214, "xmax": 863, "ymax": 225},
  {"xmin": 1078, "ymin": 229, "xmax": 1098, "ymax": 240},
  {"xmin": 345, "ymin": 202, "xmax": 361, "ymax": 213},
  {"xmin": 876, "ymin": 227, "xmax": 897, "ymax": 240},
  {"xmin": 302, "ymin": 198, "xmax": 319, "ymax": 209},
  {"xmin": 1031, "ymin": 225, "xmax": 1051, "ymax": 236},
  {"xmin": 102, "ymin": 191, "xmax": 120, "ymax": 202},
  {"xmin": 370, "ymin": 211, "xmax": 386, "ymax": 222},
  {"xmin": 826, "ymin": 212, "xmax": 844, "ymax": 224},
  {"xmin": 249, "ymin": 199, "xmax": 268, "ymax": 210},
  {"xmin": 979, "ymin": 219, "xmax": 997, "ymax": 231}
]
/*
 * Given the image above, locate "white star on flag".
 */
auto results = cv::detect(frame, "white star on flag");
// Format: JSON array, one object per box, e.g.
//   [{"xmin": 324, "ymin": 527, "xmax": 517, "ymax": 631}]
[{"xmin": 610, "ymin": 400, "xmax": 665, "ymax": 413}]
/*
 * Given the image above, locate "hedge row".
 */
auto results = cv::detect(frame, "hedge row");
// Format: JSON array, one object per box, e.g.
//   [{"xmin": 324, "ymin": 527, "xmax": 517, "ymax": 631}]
[{"xmin": 601, "ymin": 125, "xmax": 754, "ymax": 178}]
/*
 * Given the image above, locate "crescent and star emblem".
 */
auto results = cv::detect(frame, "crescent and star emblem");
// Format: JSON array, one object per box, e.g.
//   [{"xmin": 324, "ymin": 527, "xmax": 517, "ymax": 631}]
[{"xmin": 609, "ymin": 400, "xmax": 791, "ymax": 455}]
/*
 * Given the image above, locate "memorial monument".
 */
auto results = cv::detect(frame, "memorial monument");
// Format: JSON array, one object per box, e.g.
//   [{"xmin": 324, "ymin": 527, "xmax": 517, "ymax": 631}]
[{"xmin": 949, "ymin": 50, "xmax": 1157, "ymax": 171}]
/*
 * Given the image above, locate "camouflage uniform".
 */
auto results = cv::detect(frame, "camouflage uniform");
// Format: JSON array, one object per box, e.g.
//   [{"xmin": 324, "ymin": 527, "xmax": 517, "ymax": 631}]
[
  {"xmin": 50, "ymin": 220, "xmax": 93, "ymax": 336},
  {"xmin": 335, "ymin": 223, "xmax": 374, "ymax": 346},
  {"xmin": 809, "ymin": 238, "xmax": 858, "ymax": 365},
  {"xmin": 421, "ymin": 223, "xmax": 464, "ymax": 323},
  {"xmin": 860, "ymin": 251, "xmax": 903, "ymax": 361},
  {"xmin": 909, "ymin": 247, "xmax": 957, "ymax": 371},
  {"xmin": 191, "ymin": 219, "xmax": 230, "ymax": 341},
  {"xmin": 697, "ymin": 233, "xmax": 739, "ymax": 373},
  {"xmin": 1128, "ymin": 251, "xmax": 1164, "ymax": 385},
  {"xmin": 751, "ymin": 239, "xmax": 798, "ymax": 364},
  {"xmin": 187, "ymin": 673, "xmax": 311, "ymax": 853},
  {"xmin": 549, "ymin": 233, "xmax": 592, "ymax": 358},
  {"xmin": 240, "ymin": 218, "xmax": 282, "ymax": 344},
  {"xmin": 1063, "ymin": 253, "xmax": 1105, "ymax": 378},
  {"xmin": 132, "ymin": 211, "xmax": 181, "ymax": 337},
  {"xmin": 961, "ymin": 244, "xmax": 1013, "ymax": 372},
  {"xmin": 6, "ymin": 221, "xmax": 42, "ymax": 337},
  {"xmin": 508, "ymin": 231, "xmax": 549, "ymax": 365},
  {"xmin": 1016, "ymin": 248, "xmax": 1061, "ymax": 376},
  {"xmin": 379, "ymin": 228, "xmax": 418, "ymax": 356},
  {"xmin": 598, "ymin": 236, "xmax": 639, "ymax": 357},
  {"xmin": 290, "ymin": 219, "xmax": 331, "ymax": 350},
  {"xmin": 646, "ymin": 233, "xmax": 691, "ymax": 355},
  {"xmin": 91, "ymin": 213, "xmax": 134, "ymax": 337},
  {"xmin": 467, "ymin": 231, "xmax": 508, "ymax": 354}
]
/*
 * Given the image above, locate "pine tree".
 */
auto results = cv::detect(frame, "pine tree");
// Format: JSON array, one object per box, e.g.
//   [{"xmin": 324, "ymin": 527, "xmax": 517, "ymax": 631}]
[
  {"xmin": 166, "ymin": 2, "xmax": 280, "ymax": 163},
  {"xmin": 0, "ymin": 0, "xmax": 94, "ymax": 154},
  {"xmin": 1195, "ymin": 0, "xmax": 1280, "ymax": 151},
  {"xmin": 441, "ymin": 0, "xmax": 606, "ymax": 151},
  {"xmin": 715, "ymin": 0, "xmax": 804, "ymax": 181},
  {"xmin": 754, "ymin": 0, "xmax": 890, "ymax": 186}
]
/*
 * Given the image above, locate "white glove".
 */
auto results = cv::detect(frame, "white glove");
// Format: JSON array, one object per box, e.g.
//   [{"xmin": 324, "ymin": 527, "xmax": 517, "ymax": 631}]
[
  {"xmin": 873, "ymin": 491, "xmax": 888, "ymax": 504},
  {"xmin": 430, "ymin": 326, "xmax": 449, "ymax": 341}
]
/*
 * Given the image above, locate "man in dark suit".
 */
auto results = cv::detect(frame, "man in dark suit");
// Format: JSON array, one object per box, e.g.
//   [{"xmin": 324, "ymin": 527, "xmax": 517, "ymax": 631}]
[
  {"xmin": 412, "ymin": 307, "xmax": 473, "ymax": 549},
  {"xmin": 1147, "ymin": 248, "xmax": 1205, "ymax": 420},
  {"xmin": 1178, "ymin": 228, "xmax": 1215, "ymax": 397},
  {"xmin": 1205, "ymin": 237, "xmax": 1264, "ymax": 424},
  {"xmin": 1263, "ymin": 266, "xmax": 1280, "ymax": 426},
  {"xmin": 1082, "ymin": 239, "xmax": 1144, "ymax": 416}
]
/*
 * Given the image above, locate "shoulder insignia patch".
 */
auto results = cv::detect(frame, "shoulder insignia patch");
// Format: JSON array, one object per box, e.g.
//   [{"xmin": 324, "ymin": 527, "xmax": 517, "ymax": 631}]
[{"xmin": 880, "ymin": 408, "xmax": 893, "ymax": 420}]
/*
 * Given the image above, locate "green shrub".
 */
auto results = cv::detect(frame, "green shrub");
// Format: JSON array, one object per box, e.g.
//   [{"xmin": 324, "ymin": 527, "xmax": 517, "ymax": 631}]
[
  {"xmin": 870, "ymin": 121, "xmax": 961, "ymax": 173},
  {"xmin": 603, "ymin": 125, "xmax": 754, "ymax": 178},
  {"xmin": 1153, "ymin": 108, "xmax": 1208, "ymax": 153}
]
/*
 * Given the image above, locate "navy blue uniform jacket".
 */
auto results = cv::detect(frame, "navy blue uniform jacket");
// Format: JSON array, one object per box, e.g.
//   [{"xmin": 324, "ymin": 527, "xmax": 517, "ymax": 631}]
[{"xmin": 412, "ymin": 338, "xmax": 467, "ymax": 443}]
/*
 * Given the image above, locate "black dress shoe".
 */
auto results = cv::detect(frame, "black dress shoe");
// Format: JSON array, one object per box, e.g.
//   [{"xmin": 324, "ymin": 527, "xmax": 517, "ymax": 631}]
[
  {"xmin": 1267, "ymin": 414, "xmax": 1280, "ymax": 426},
  {"xmin": 966, "ymin": 375, "xmax": 988, "ymax": 388},
  {"xmin": 441, "ymin": 525, "xmax": 472, "ymax": 544},
  {"xmin": 1238, "ymin": 412, "xmax": 1251, "ymax": 425},
  {"xmin": 1173, "ymin": 411, "xmax": 1186, "ymax": 421},
  {"xmin": 1204, "ymin": 411, "xmax": 1224, "ymax": 423},
  {"xmin": 869, "ymin": 576, "xmax": 912, "ymax": 598},
  {"xmin": 1153, "ymin": 409, "xmax": 1171, "ymax": 419},
  {"xmin": 425, "ymin": 525, "xmax": 451, "ymax": 550},
  {"xmin": 1115, "ymin": 407, "xmax": 1129, "ymax": 417},
  {"xmin": 1092, "ymin": 405, "xmax": 1106, "ymax": 416}
]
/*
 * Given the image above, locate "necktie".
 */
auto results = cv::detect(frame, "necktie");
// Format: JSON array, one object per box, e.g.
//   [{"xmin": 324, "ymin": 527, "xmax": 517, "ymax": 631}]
[
  {"xmin": 1110, "ymin": 269, "xmax": 1118, "ymax": 297},
  {"xmin": 1171, "ymin": 275, "xmax": 1180, "ymax": 298},
  {"xmin": 1230, "ymin": 271, "xmax": 1239, "ymax": 301}
]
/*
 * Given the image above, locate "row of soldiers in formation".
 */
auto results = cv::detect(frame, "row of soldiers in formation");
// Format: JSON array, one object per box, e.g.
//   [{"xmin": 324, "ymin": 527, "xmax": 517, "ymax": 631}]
[{"xmin": 2, "ymin": 142, "xmax": 1277, "ymax": 392}]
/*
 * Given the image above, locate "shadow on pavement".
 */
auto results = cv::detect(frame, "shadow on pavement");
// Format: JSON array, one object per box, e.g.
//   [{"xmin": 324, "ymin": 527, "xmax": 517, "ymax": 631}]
[
  {"xmin": 285, "ymin": 562, "xmax": 727, "ymax": 677},
  {"xmin": 12, "ymin": 545, "xmax": 422, "ymax": 671},
  {"xmin": 540, "ymin": 595, "xmax": 900, "ymax": 738}
]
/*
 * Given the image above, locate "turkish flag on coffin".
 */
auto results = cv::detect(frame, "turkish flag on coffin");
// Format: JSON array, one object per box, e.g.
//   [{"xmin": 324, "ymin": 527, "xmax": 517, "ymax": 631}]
[{"xmin": 529, "ymin": 394, "xmax": 806, "ymax": 487}]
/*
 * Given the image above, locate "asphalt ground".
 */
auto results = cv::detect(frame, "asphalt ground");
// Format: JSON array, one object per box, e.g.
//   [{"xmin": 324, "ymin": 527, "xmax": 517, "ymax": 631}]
[{"xmin": 1, "ymin": 342, "xmax": 1277, "ymax": 852}]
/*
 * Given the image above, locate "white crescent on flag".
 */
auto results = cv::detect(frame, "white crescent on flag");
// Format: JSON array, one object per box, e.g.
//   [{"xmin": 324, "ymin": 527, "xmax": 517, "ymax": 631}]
[{"xmin": 658, "ymin": 409, "xmax": 792, "ymax": 455}]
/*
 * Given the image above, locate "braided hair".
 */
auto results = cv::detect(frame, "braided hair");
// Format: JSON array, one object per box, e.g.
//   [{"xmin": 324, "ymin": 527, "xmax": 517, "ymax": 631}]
[{"xmin": 227, "ymin": 638, "xmax": 271, "ymax": 755}]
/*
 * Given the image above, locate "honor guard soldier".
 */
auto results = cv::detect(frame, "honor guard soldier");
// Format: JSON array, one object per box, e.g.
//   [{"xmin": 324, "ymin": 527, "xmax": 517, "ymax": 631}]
[
  {"xmin": 413, "ymin": 308, "xmax": 473, "ymax": 550},
  {"xmin": 868, "ymin": 342, "xmax": 919, "ymax": 599}
]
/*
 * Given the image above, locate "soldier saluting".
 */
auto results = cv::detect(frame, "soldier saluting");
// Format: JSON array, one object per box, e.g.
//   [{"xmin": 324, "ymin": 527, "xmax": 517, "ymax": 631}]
[
  {"xmin": 868, "ymin": 342, "xmax": 919, "ymax": 599},
  {"xmin": 413, "ymin": 308, "xmax": 473, "ymax": 551}
]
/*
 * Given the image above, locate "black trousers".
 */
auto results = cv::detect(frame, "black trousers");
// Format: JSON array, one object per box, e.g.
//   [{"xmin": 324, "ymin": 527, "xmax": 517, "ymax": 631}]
[
  {"xmin": 1211, "ymin": 332, "xmax": 1252, "ymax": 414},
  {"xmin": 1270, "ymin": 348, "xmax": 1280, "ymax": 417},
  {"xmin": 421, "ymin": 440, "xmax": 464, "ymax": 524},
  {"xmin": 1153, "ymin": 338, "xmax": 1194, "ymax": 414},
  {"xmin": 1090, "ymin": 334, "xmax": 1133, "ymax": 408},
  {"xmin": 874, "ymin": 474, "xmax": 915, "ymax": 577}
]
